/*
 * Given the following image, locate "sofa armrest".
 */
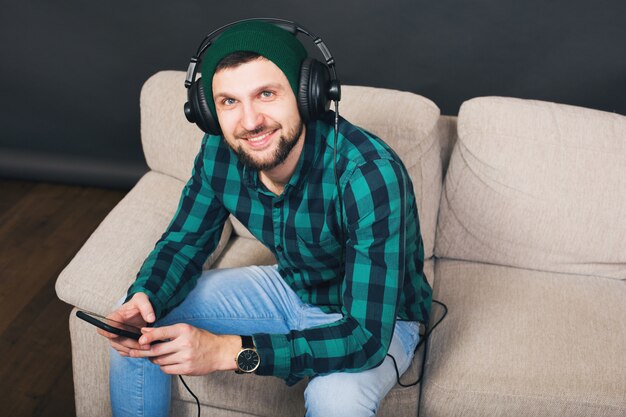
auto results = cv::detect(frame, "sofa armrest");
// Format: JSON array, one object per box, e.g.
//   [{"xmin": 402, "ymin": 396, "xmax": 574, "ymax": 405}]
[{"xmin": 55, "ymin": 170, "xmax": 232, "ymax": 315}]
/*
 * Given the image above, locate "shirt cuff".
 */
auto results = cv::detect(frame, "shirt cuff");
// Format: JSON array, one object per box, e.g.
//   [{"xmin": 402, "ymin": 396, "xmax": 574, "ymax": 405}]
[{"xmin": 253, "ymin": 333, "xmax": 291, "ymax": 380}]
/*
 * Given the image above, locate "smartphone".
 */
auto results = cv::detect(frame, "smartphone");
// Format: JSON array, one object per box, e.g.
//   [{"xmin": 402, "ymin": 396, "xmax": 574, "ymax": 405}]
[{"xmin": 76, "ymin": 310, "xmax": 142, "ymax": 340}]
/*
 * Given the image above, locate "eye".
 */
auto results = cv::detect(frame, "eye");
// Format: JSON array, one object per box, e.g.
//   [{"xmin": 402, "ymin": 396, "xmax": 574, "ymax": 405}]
[
  {"xmin": 260, "ymin": 90, "xmax": 274, "ymax": 99},
  {"xmin": 221, "ymin": 98, "xmax": 236, "ymax": 106}
]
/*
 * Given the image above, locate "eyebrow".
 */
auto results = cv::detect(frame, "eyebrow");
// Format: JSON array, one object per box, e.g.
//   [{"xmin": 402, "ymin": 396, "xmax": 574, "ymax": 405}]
[{"xmin": 213, "ymin": 82, "xmax": 286, "ymax": 100}]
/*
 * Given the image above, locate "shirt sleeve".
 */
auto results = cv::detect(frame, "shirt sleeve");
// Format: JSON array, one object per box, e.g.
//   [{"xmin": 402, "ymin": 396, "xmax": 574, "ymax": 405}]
[
  {"xmin": 126, "ymin": 136, "xmax": 230, "ymax": 319},
  {"xmin": 253, "ymin": 158, "xmax": 408, "ymax": 385}
]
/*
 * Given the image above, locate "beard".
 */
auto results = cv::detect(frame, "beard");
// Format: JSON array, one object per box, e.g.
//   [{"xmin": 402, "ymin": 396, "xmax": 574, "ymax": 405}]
[{"xmin": 232, "ymin": 122, "xmax": 304, "ymax": 171}]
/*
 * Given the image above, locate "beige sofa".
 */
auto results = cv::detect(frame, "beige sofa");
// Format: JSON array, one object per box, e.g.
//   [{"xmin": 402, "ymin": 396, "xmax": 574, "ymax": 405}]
[{"xmin": 55, "ymin": 70, "xmax": 626, "ymax": 416}]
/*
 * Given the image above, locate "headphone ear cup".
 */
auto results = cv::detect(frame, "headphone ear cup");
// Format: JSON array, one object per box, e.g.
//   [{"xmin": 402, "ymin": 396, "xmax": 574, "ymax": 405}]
[
  {"xmin": 298, "ymin": 58, "xmax": 331, "ymax": 123},
  {"xmin": 185, "ymin": 78, "xmax": 222, "ymax": 135}
]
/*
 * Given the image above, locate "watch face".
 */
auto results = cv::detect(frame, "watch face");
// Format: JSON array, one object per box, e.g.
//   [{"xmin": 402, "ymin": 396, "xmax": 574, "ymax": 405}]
[{"xmin": 237, "ymin": 348, "xmax": 260, "ymax": 373}]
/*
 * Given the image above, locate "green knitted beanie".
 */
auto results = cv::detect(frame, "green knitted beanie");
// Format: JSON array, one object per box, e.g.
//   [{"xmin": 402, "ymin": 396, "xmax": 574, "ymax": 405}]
[{"xmin": 200, "ymin": 21, "xmax": 308, "ymax": 120}]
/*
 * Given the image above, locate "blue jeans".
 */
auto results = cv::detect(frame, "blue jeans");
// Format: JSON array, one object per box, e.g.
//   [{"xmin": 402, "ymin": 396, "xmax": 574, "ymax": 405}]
[{"xmin": 110, "ymin": 265, "xmax": 420, "ymax": 417}]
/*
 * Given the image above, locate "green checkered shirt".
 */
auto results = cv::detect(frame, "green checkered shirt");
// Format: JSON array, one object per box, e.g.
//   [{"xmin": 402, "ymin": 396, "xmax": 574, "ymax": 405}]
[{"xmin": 127, "ymin": 112, "xmax": 432, "ymax": 384}]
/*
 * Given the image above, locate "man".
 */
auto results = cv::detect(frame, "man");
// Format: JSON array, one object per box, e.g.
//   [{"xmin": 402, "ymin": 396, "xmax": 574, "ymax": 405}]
[{"xmin": 102, "ymin": 20, "xmax": 432, "ymax": 417}]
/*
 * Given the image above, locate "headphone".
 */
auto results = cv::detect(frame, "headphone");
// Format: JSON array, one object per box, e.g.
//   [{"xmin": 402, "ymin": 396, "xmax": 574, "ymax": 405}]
[{"xmin": 183, "ymin": 17, "xmax": 342, "ymax": 135}]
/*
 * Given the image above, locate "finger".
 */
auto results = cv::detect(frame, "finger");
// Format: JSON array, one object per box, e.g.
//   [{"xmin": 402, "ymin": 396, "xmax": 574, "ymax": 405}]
[
  {"xmin": 110, "ymin": 307, "xmax": 134, "ymax": 322},
  {"xmin": 111, "ymin": 337, "xmax": 153, "ymax": 357},
  {"xmin": 138, "ymin": 324, "xmax": 184, "ymax": 345},
  {"xmin": 110, "ymin": 339, "xmax": 131, "ymax": 354},
  {"xmin": 112, "ymin": 335, "xmax": 149, "ymax": 351},
  {"xmin": 149, "ymin": 351, "xmax": 179, "ymax": 366},
  {"xmin": 129, "ymin": 338, "xmax": 178, "ymax": 358},
  {"xmin": 111, "ymin": 345, "xmax": 134, "ymax": 358},
  {"xmin": 138, "ymin": 305, "xmax": 156, "ymax": 324},
  {"xmin": 131, "ymin": 293, "xmax": 156, "ymax": 324},
  {"xmin": 96, "ymin": 328, "xmax": 118, "ymax": 340}
]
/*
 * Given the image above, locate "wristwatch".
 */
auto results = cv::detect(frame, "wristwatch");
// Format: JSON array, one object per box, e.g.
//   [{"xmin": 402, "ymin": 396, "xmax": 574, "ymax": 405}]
[{"xmin": 235, "ymin": 335, "xmax": 260, "ymax": 374}]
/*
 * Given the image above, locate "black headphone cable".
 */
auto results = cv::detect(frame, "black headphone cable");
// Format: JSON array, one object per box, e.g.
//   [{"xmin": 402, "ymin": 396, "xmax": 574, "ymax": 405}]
[
  {"xmin": 179, "ymin": 375, "xmax": 201, "ymax": 417},
  {"xmin": 386, "ymin": 298, "xmax": 448, "ymax": 388}
]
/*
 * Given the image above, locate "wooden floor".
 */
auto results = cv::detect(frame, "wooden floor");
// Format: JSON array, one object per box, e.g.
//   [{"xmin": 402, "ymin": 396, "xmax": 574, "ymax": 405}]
[{"xmin": 0, "ymin": 179, "xmax": 127, "ymax": 417}]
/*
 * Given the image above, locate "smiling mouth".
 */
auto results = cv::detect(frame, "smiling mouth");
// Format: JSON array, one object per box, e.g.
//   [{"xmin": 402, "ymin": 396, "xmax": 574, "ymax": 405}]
[
  {"xmin": 238, "ymin": 128, "xmax": 280, "ymax": 150},
  {"xmin": 246, "ymin": 129, "xmax": 276, "ymax": 143}
]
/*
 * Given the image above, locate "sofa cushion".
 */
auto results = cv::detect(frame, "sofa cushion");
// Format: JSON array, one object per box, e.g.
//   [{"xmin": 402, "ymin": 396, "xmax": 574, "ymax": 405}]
[
  {"xmin": 436, "ymin": 97, "xmax": 626, "ymax": 278},
  {"xmin": 421, "ymin": 259, "xmax": 626, "ymax": 417},
  {"xmin": 55, "ymin": 171, "xmax": 232, "ymax": 314}
]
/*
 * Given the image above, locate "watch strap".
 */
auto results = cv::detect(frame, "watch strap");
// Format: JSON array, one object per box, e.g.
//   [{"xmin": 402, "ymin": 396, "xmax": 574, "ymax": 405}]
[{"xmin": 241, "ymin": 335, "xmax": 255, "ymax": 349}]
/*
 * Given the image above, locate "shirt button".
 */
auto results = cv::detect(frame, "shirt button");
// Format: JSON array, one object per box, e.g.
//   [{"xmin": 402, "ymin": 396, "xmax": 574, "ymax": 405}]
[{"xmin": 276, "ymin": 245, "xmax": 283, "ymax": 252}]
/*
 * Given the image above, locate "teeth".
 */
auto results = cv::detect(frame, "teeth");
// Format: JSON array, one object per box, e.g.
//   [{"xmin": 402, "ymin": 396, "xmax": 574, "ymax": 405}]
[{"xmin": 248, "ymin": 131, "xmax": 273, "ymax": 142}]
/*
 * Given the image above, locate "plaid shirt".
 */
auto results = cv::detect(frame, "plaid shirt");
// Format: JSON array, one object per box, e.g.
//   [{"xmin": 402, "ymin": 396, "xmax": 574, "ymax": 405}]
[{"xmin": 127, "ymin": 112, "xmax": 432, "ymax": 385}]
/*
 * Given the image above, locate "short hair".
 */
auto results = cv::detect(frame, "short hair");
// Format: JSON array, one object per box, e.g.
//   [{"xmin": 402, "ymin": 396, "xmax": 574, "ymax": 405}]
[{"xmin": 215, "ymin": 51, "xmax": 263, "ymax": 73}]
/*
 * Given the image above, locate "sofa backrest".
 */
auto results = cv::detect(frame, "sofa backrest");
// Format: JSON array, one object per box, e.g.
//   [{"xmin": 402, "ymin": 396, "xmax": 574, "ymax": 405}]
[
  {"xmin": 436, "ymin": 96, "xmax": 626, "ymax": 279},
  {"xmin": 140, "ymin": 71, "xmax": 444, "ymax": 259},
  {"xmin": 140, "ymin": 71, "xmax": 204, "ymax": 182}
]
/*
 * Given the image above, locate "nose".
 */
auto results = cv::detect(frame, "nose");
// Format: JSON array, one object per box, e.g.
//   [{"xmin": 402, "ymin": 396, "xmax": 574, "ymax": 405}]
[{"xmin": 241, "ymin": 100, "xmax": 264, "ymax": 131}]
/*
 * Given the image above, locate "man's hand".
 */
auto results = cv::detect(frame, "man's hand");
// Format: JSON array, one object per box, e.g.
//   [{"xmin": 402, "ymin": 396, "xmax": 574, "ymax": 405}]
[
  {"xmin": 128, "ymin": 324, "xmax": 241, "ymax": 376},
  {"xmin": 98, "ymin": 292, "xmax": 156, "ymax": 355}
]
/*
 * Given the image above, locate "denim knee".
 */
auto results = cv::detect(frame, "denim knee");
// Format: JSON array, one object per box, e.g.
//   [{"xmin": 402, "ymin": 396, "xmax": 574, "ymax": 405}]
[{"xmin": 304, "ymin": 374, "xmax": 379, "ymax": 417}]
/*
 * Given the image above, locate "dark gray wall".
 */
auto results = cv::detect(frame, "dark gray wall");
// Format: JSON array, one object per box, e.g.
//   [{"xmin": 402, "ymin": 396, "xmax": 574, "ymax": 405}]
[{"xmin": 2, "ymin": 1, "xmax": 624, "ymax": 189}]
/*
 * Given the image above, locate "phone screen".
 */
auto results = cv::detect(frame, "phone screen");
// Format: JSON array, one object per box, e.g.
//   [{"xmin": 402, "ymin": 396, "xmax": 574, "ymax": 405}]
[{"xmin": 76, "ymin": 310, "xmax": 142, "ymax": 340}]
